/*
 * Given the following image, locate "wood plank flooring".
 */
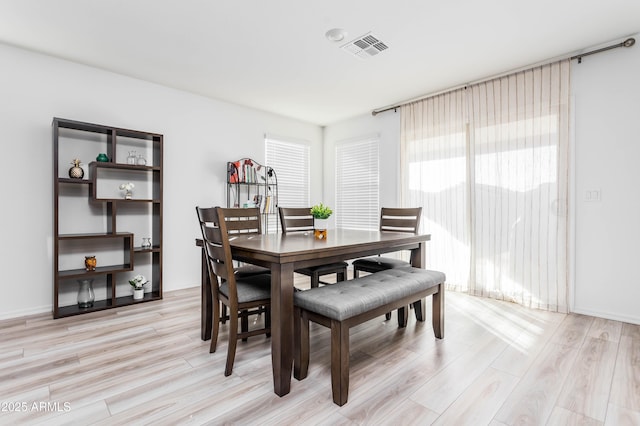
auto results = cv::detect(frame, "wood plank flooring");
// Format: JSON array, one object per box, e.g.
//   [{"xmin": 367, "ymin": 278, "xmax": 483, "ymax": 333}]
[{"xmin": 1, "ymin": 278, "xmax": 639, "ymax": 425}]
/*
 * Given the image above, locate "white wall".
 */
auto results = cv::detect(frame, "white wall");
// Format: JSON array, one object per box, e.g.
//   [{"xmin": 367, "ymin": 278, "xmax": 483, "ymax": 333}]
[
  {"xmin": 0, "ymin": 42, "xmax": 322, "ymax": 319},
  {"xmin": 572, "ymin": 34, "xmax": 640, "ymax": 324},
  {"xmin": 322, "ymin": 111, "xmax": 402, "ymax": 223}
]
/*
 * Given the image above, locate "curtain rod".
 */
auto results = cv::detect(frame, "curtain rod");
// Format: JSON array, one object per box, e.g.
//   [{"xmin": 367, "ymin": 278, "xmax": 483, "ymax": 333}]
[{"xmin": 371, "ymin": 37, "xmax": 636, "ymax": 116}]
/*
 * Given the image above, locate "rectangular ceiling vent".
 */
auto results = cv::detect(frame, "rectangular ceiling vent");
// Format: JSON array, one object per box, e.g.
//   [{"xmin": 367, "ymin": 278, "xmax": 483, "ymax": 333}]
[{"xmin": 341, "ymin": 32, "xmax": 389, "ymax": 59}]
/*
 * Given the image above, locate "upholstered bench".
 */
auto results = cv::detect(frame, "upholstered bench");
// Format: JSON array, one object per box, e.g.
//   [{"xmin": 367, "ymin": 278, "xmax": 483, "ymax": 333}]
[{"xmin": 293, "ymin": 266, "xmax": 445, "ymax": 406}]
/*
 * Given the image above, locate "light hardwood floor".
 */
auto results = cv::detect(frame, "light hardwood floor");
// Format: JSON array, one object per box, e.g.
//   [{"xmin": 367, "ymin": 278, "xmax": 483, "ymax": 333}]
[{"xmin": 1, "ymin": 278, "xmax": 639, "ymax": 425}]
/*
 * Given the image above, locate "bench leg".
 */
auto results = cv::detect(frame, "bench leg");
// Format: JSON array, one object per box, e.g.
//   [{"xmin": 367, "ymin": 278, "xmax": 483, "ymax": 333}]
[
  {"xmin": 330, "ymin": 319, "xmax": 349, "ymax": 406},
  {"xmin": 432, "ymin": 283, "xmax": 444, "ymax": 339},
  {"xmin": 413, "ymin": 298, "xmax": 426, "ymax": 321},
  {"xmin": 294, "ymin": 307, "xmax": 310, "ymax": 380},
  {"xmin": 397, "ymin": 306, "xmax": 409, "ymax": 328}
]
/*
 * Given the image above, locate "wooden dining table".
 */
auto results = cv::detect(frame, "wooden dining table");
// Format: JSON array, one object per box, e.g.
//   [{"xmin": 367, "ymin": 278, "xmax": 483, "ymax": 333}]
[{"xmin": 196, "ymin": 228, "xmax": 431, "ymax": 397}]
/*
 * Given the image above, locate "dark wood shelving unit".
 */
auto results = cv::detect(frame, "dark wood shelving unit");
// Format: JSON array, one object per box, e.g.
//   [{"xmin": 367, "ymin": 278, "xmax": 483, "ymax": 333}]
[{"xmin": 53, "ymin": 117, "xmax": 163, "ymax": 318}]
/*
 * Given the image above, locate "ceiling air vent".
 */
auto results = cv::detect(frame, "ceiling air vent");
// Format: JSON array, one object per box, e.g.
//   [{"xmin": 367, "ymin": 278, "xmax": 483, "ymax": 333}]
[{"xmin": 341, "ymin": 32, "xmax": 389, "ymax": 59}]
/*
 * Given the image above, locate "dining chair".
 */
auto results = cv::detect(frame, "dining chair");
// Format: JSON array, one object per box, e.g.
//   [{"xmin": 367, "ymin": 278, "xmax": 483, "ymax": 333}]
[
  {"xmin": 352, "ymin": 207, "xmax": 422, "ymax": 276},
  {"xmin": 279, "ymin": 207, "xmax": 348, "ymax": 288},
  {"xmin": 196, "ymin": 206, "xmax": 272, "ymax": 376},
  {"xmin": 197, "ymin": 206, "xmax": 270, "ymax": 326},
  {"xmin": 352, "ymin": 207, "xmax": 422, "ymax": 320}
]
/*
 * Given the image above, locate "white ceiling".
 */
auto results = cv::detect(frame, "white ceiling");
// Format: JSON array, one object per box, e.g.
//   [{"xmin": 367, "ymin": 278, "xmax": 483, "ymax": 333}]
[{"xmin": 1, "ymin": 1, "xmax": 639, "ymax": 126}]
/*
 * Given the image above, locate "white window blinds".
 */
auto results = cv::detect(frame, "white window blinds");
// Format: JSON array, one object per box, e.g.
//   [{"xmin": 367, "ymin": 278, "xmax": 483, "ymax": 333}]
[
  {"xmin": 265, "ymin": 135, "xmax": 310, "ymax": 210},
  {"xmin": 336, "ymin": 137, "xmax": 380, "ymax": 230}
]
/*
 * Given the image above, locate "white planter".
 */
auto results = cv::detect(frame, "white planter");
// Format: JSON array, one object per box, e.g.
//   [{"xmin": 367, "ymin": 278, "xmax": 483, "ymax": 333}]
[
  {"xmin": 314, "ymin": 218, "xmax": 329, "ymax": 240},
  {"xmin": 133, "ymin": 288, "xmax": 144, "ymax": 300}
]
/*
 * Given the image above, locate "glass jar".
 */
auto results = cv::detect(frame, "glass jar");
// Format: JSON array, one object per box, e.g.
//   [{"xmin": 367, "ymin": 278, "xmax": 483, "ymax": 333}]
[
  {"xmin": 127, "ymin": 150, "xmax": 137, "ymax": 165},
  {"xmin": 141, "ymin": 238, "xmax": 151, "ymax": 249},
  {"xmin": 136, "ymin": 154, "xmax": 147, "ymax": 166},
  {"xmin": 77, "ymin": 279, "xmax": 95, "ymax": 308}
]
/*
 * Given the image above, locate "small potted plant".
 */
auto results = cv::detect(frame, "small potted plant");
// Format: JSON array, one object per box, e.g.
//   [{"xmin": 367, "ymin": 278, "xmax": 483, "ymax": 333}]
[
  {"xmin": 119, "ymin": 182, "xmax": 135, "ymax": 200},
  {"xmin": 129, "ymin": 274, "xmax": 148, "ymax": 300},
  {"xmin": 310, "ymin": 203, "xmax": 332, "ymax": 240}
]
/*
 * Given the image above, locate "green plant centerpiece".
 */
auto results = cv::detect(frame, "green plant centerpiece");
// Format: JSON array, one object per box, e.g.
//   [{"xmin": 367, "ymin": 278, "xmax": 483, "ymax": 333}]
[
  {"xmin": 310, "ymin": 203, "xmax": 332, "ymax": 219},
  {"xmin": 310, "ymin": 203, "xmax": 332, "ymax": 240}
]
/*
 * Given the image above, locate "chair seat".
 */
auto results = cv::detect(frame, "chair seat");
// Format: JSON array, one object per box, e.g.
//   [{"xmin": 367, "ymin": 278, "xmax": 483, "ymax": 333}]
[
  {"xmin": 220, "ymin": 273, "xmax": 271, "ymax": 303},
  {"xmin": 352, "ymin": 256, "xmax": 410, "ymax": 273},
  {"xmin": 235, "ymin": 264, "xmax": 270, "ymax": 277},
  {"xmin": 297, "ymin": 261, "xmax": 349, "ymax": 276}
]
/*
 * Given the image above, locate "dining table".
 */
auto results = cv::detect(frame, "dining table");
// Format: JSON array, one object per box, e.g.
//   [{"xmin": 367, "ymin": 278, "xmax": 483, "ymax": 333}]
[{"xmin": 195, "ymin": 228, "xmax": 431, "ymax": 397}]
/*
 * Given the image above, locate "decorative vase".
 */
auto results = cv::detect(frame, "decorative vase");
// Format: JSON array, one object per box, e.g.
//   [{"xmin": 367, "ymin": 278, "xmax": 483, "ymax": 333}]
[
  {"xmin": 141, "ymin": 237, "xmax": 152, "ymax": 249},
  {"xmin": 136, "ymin": 154, "xmax": 147, "ymax": 166},
  {"xmin": 133, "ymin": 288, "xmax": 144, "ymax": 300},
  {"xmin": 96, "ymin": 153, "xmax": 109, "ymax": 162},
  {"xmin": 127, "ymin": 150, "xmax": 137, "ymax": 165},
  {"xmin": 84, "ymin": 255, "xmax": 97, "ymax": 271},
  {"xmin": 68, "ymin": 159, "xmax": 84, "ymax": 179},
  {"xmin": 314, "ymin": 218, "xmax": 328, "ymax": 240},
  {"xmin": 77, "ymin": 279, "xmax": 95, "ymax": 308},
  {"xmin": 124, "ymin": 190, "xmax": 133, "ymax": 200}
]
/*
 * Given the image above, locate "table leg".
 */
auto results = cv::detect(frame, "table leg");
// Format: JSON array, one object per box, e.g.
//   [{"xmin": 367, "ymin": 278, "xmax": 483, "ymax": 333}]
[
  {"xmin": 410, "ymin": 241, "xmax": 427, "ymax": 320},
  {"xmin": 270, "ymin": 262, "xmax": 295, "ymax": 396},
  {"xmin": 201, "ymin": 246, "xmax": 212, "ymax": 341}
]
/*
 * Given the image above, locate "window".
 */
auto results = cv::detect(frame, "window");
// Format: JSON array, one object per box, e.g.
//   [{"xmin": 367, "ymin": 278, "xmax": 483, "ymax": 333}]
[
  {"xmin": 265, "ymin": 135, "xmax": 310, "ymax": 227},
  {"xmin": 335, "ymin": 137, "xmax": 379, "ymax": 230}
]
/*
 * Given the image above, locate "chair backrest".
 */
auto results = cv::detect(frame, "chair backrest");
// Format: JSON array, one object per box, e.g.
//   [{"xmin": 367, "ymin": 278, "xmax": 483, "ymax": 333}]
[
  {"xmin": 379, "ymin": 207, "xmax": 422, "ymax": 233},
  {"xmin": 222, "ymin": 207, "xmax": 263, "ymax": 235},
  {"xmin": 195, "ymin": 206, "xmax": 238, "ymax": 304},
  {"xmin": 279, "ymin": 207, "xmax": 314, "ymax": 234}
]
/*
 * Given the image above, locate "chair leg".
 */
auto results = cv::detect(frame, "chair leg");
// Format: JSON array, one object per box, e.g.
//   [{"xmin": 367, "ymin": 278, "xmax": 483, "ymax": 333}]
[
  {"xmin": 413, "ymin": 298, "xmax": 426, "ymax": 321},
  {"xmin": 265, "ymin": 305, "xmax": 271, "ymax": 338},
  {"xmin": 311, "ymin": 271, "xmax": 320, "ymax": 288},
  {"xmin": 225, "ymin": 312, "xmax": 239, "ymax": 376},
  {"xmin": 337, "ymin": 268, "xmax": 346, "ymax": 282},
  {"xmin": 353, "ymin": 267, "xmax": 360, "ymax": 279},
  {"xmin": 210, "ymin": 298, "xmax": 221, "ymax": 353},
  {"xmin": 294, "ymin": 308, "xmax": 310, "ymax": 380},
  {"xmin": 330, "ymin": 319, "xmax": 350, "ymax": 406},
  {"xmin": 220, "ymin": 304, "xmax": 227, "ymax": 324},
  {"xmin": 385, "ymin": 312, "xmax": 392, "ymax": 320},
  {"xmin": 241, "ymin": 309, "xmax": 249, "ymax": 342}
]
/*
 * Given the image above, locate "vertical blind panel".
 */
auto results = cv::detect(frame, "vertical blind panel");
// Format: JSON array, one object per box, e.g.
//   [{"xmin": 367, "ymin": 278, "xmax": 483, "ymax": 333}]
[
  {"xmin": 402, "ymin": 89, "xmax": 471, "ymax": 289},
  {"xmin": 265, "ymin": 137, "xmax": 310, "ymax": 232},
  {"xmin": 401, "ymin": 60, "xmax": 570, "ymax": 313},
  {"xmin": 336, "ymin": 138, "xmax": 379, "ymax": 230}
]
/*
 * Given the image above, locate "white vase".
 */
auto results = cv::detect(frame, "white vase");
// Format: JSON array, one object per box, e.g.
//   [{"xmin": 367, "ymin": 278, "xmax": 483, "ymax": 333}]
[{"xmin": 133, "ymin": 288, "xmax": 144, "ymax": 300}]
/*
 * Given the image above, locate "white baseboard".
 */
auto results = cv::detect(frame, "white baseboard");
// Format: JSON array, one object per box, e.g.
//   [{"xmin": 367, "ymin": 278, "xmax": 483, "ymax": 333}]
[
  {"xmin": 0, "ymin": 305, "xmax": 51, "ymax": 321},
  {"xmin": 571, "ymin": 307, "xmax": 640, "ymax": 326}
]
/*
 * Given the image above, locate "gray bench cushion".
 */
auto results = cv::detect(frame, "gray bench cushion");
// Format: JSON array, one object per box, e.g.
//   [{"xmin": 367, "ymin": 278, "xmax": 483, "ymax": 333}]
[{"xmin": 293, "ymin": 266, "xmax": 445, "ymax": 321}]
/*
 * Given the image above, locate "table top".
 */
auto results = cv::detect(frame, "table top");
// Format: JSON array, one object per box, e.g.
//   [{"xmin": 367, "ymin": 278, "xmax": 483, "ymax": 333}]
[{"xmin": 225, "ymin": 229, "xmax": 431, "ymax": 268}]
